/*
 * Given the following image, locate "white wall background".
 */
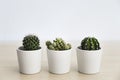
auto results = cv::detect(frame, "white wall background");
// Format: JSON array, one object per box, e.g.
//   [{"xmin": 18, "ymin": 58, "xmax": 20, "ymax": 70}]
[{"xmin": 0, "ymin": 0, "xmax": 120, "ymax": 42}]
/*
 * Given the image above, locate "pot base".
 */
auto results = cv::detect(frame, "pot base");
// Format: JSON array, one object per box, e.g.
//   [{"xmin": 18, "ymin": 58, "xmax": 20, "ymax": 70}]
[
  {"xmin": 49, "ymin": 71, "xmax": 70, "ymax": 75},
  {"xmin": 20, "ymin": 70, "xmax": 40, "ymax": 75},
  {"xmin": 78, "ymin": 71, "xmax": 100, "ymax": 75}
]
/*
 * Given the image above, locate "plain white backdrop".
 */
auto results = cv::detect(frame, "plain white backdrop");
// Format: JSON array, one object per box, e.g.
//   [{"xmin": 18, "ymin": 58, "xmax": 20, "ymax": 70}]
[{"xmin": 0, "ymin": 0, "xmax": 120, "ymax": 42}]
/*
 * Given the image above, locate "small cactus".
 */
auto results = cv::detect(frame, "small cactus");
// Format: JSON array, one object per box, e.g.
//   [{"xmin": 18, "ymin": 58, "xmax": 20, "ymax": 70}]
[
  {"xmin": 80, "ymin": 37, "xmax": 101, "ymax": 50},
  {"xmin": 46, "ymin": 38, "xmax": 71, "ymax": 50},
  {"xmin": 23, "ymin": 35, "xmax": 40, "ymax": 50}
]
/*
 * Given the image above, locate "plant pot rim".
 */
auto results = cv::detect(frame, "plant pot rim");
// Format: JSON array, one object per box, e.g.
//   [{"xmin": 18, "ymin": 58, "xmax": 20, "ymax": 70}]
[
  {"xmin": 47, "ymin": 48, "xmax": 72, "ymax": 52},
  {"xmin": 17, "ymin": 46, "xmax": 42, "ymax": 52},
  {"xmin": 77, "ymin": 47, "xmax": 102, "ymax": 52}
]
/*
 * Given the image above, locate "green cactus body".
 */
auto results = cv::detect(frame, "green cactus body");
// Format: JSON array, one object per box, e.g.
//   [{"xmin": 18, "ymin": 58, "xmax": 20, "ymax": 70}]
[
  {"xmin": 80, "ymin": 37, "xmax": 100, "ymax": 50},
  {"xmin": 23, "ymin": 35, "xmax": 40, "ymax": 50},
  {"xmin": 46, "ymin": 38, "xmax": 71, "ymax": 50}
]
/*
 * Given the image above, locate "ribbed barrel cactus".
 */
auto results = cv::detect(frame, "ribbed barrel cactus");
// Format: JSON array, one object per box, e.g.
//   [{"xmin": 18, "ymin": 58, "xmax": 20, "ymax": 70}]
[
  {"xmin": 46, "ymin": 38, "xmax": 71, "ymax": 50},
  {"xmin": 23, "ymin": 35, "xmax": 40, "ymax": 50},
  {"xmin": 80, "ymin": 37, "xmax": 101, "ymax": 50}
]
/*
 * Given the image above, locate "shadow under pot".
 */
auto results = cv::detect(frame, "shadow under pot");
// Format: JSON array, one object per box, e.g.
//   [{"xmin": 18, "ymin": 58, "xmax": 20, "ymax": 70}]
[
  {"xmin": 76, "ymin": 48, "xmax": 102, "ymax": 74},
  {"xmin": 17, "ymin": 47, "xmax": 42, "ymax": 74},
  {"xmin": 47, "ymin": 49, "xmax": 72, "ymax": 74}
]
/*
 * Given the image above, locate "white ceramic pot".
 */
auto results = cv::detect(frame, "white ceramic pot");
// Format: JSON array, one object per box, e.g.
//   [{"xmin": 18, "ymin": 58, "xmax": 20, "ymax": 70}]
[
  {"xmin": 17, "ymin": 47, "xmax": 42, "ymax": 74},
  {"xmin": 47, "ymin": 49, "xmax": 72, "ymax": 74},
  {"xmin": 76, "ymin": 48, "xmax": 102, "ymax": 74}
]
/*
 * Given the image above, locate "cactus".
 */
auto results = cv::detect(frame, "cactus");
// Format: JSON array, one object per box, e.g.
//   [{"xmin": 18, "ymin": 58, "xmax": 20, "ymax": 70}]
[
  {"xmin": 46, "ymin": 38, "xmax": 71, "ymax": 50},
  {"xmin": 23, "ymin": 35, "xmax": 40, "ymax": 50},
  {"xmin": 80, "ymin": 37, "xmax": 101, "ymax": 50}
]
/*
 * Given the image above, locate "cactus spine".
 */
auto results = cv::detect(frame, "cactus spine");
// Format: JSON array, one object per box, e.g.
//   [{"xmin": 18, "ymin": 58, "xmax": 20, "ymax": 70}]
[
  {"xmin": 46, "ymin": 38, "xmax": 71, "ymax": 50},
  {"xmin": 23, "ymin": 35, "xmax": 40, "ymax": 50},
  {"xmin": 80, "ymin": 37, "xmax": 101, "ymax": 50}
]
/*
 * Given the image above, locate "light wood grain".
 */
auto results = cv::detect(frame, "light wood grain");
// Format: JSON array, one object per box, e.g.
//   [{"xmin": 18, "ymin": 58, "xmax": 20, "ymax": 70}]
[{"xmin": 0, "ymin": 41, "xmax": 120, "ymax": 80}]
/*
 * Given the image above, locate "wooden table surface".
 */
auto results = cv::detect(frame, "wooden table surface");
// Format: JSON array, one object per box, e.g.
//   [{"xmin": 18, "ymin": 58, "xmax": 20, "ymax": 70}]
[{"xmin": 0, "ymin": 41, "xmax": 120, "ymax": 80}]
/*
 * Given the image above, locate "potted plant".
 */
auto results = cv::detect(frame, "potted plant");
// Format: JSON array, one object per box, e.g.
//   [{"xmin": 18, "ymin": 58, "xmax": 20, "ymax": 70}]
[
  {"xmin": 46, "ymin": 38, "xmax": 72, "ymax": 74},
  {"xmin": 17, "ymin": 34, "xmax": 42, "ymax": 74},
  {"xmin": 76, "ymin": 37, "xmax": 102, "ymax": 74}
]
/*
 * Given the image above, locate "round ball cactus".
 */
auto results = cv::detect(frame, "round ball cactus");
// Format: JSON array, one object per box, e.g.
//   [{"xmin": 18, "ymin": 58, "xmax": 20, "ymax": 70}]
[
  {"xmin": 80, "ymin": 37, "xmax": 101, "ymax": 50},
  {"xmin": 46, "ymin": 38, "xmax": 71, "ymax": 50},
  {"xmin": 23, "ymin": 35, "xmax": 40, "ymax": 50}
]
